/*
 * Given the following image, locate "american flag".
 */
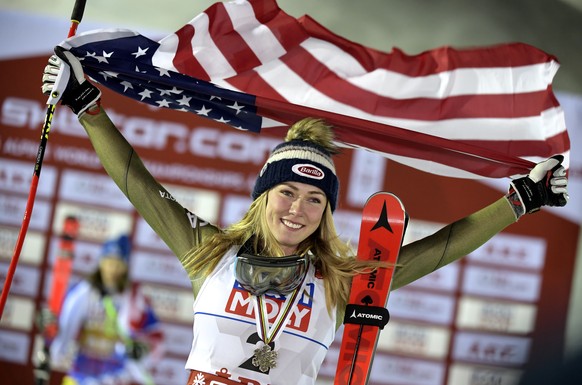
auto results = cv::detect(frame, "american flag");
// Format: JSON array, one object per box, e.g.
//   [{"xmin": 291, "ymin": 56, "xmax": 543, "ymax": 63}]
[{"xmin": 60, "ymin": 0, "xmax": 569, "ymax": 179}]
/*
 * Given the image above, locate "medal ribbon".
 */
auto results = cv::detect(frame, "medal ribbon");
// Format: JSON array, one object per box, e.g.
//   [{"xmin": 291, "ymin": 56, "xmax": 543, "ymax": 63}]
[{"xmin": 252, "ymin": 264, "xmax": 309, "ymax": 344}]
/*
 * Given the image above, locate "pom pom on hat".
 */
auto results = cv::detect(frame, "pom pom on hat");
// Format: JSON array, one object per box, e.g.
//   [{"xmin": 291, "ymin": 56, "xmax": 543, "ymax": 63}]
[{"xmin": 100, "ymin": 235, "xmax": 131, "ymax": 263}]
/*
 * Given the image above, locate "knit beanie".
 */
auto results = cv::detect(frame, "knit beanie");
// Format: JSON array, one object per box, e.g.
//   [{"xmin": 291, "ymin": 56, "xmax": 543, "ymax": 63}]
[
  {"xmin": 100, "ymin": 235, "xmax": 131, "ymax": 263},
  {"xmin": 252, "ymin": 138, "xmax": 339, "ymax": 211}
]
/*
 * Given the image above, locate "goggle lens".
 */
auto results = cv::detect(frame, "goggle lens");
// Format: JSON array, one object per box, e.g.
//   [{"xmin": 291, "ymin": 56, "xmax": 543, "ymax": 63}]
[{"xmin": 235, "ymin": 253, "xmax": 309, "ymax": 296}]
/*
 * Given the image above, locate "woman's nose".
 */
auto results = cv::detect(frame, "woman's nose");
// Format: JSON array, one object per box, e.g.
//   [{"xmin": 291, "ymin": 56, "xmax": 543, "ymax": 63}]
[{"xmin": 289, "ymin": 198, "xmax": 303, "ymax": 215}]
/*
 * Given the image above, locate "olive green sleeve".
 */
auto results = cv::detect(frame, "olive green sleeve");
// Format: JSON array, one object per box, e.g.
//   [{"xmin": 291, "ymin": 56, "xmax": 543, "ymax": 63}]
[
  {"xmin": 78, "ymin": 109, "xmax": 218, "ymax": 262},
  {"xmin": 392, "ymin": 197, "xmax": 517, "ymax": 290}
]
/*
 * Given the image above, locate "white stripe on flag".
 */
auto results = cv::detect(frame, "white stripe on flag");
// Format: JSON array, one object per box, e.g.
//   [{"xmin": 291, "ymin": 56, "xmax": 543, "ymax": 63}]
[{"xmin": 224, "ymin": 0, "xmax": 287, "ymax": 63}]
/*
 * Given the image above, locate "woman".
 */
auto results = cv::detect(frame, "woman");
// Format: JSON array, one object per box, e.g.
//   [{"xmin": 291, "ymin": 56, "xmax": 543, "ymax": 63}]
[
  {"xmin": 42, "ymin": 47, "xmax": 568, "ymax": 385},
  {"xmin": 49, "ymin": 235, "xmax": 163, "ymax": 385}
]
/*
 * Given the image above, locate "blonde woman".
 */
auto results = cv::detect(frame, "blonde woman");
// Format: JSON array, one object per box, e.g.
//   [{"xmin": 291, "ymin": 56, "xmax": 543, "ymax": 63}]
[{"xmin": 41, "ymin": 47, "xmax": 568, "ymax": 385}]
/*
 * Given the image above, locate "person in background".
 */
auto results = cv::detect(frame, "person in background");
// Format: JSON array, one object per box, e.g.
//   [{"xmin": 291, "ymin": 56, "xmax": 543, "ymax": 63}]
[
  {"xmin": 41, "ymin": 46, "xmax": 569, "ymax": 385},
  {"xmin": 49, "ymin": 235, "xmax": 164, "ymax": 385}
]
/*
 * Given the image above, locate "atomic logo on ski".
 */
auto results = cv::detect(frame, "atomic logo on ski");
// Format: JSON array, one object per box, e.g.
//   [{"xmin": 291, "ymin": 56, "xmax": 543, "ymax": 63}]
[{"xmin": 370, "ymin": 200, "xmax": 393, "ymax": 233}]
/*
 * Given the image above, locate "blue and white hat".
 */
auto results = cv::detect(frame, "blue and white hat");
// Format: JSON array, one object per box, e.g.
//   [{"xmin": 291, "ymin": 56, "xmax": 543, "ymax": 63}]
[
  {"xmin": 252, "ymin": 139, "xmax": 339, "ymax": 211},
  {"xmin": 100, "ymin": 235, "xmax": 131, "ymax": 263}
]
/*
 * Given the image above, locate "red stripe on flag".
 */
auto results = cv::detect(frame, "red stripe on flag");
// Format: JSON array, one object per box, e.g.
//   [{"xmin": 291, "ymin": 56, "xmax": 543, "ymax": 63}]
[
  {"xmin": 173, "ymin": 24, "xmax": 210, "ymax": 81},
  {"xmin": 299, "ymin": 15, "xmax": 557, "ymax": 75},
  {"xmin": 462, "ymin": 131, "xmax": 571, "ymax": 159},
  {"xmin": 251, "ymin": 0, "xmax": 310, "ymax": 52},
  {"xmin": 227, "ymin": 70, "xmax": 287, "ymax": 101},
  {"xmin": 333, "ymin": 123, "xmax": 533, "ymax": 179},
  {"xmin": 206, "ymin": 2, "xmax": 262, "ymax": 74}
]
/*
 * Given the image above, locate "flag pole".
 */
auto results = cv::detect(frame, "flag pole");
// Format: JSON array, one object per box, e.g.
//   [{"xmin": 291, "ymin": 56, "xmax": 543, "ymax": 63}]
[{"xmin": 0, "ymin": 0, "xmax": 88, "ymax": 319}]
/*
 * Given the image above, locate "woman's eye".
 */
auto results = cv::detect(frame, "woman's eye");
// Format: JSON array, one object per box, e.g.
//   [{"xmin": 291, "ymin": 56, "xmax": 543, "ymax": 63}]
[{"xmin": 281, "ymin": 190, "xmax": 293, "ymax": 197}]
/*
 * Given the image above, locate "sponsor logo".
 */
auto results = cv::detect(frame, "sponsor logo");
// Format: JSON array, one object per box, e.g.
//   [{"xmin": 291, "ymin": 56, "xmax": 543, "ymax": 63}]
[
  {"xmin": 1, "ymin": 97, "xmax": 280, "ymax": 164},
  {"xmin": 225, "ymin": 282, "xmax": 314, "ymax": 332},
  {"xmin": 186, "ymin": 211, "xmax": 209, "ymax": 229},
  {"xmin": 367, "ymin": 248, "xmax": 384, "ymax": 289},
  {"xmin": 350, "ymin": 309, "xmax": 384, "ymax": 321},
  {"xmin": 292, "ymin": 164, "xmax": 324, "ymax": 180}
]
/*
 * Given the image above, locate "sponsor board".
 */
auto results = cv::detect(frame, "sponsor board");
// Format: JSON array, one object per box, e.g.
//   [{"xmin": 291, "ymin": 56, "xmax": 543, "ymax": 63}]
[
  {"xmin": 462, "ymin": 266, "xmax": 542, "ymax": 303},
  {"xmin": 0, "ymin": 193, "xmax": 52, "ymax": 231},
  {"xmin": 149, "ymin": 356, "xmax": 191, "ymax": 385},
  {"xmin": 0, "ymin": 226, "xmax": 46, "ymax": 265},
  {"xmin": 346, "ymin": 149, "xmax": 387, "ymax": 206},
  {"xmin": 376, "ymin": 321, "xmax": 451, "ymax": 359},
  {"xmin": 368, "ymin": 354, "xmax": 446, "ymax": 385},
  {"xmin": 130, "ymin": 250, "xmax": 191, "ymax": 288},
  {"xmin": 134, "ymin": 217, "xmax": 170, "ymax": 251},
  {"xmin": 0, "ymin": 330, "xmax": 29, "ymax": 364},
  {"xmin": 0, "ymin": 295, "xmax": 35, "ymax": 331},
  {"xmin": 447, "ymin": 363, "xmax": 522, "ymax": 385},
  {"xmin": 51, "ymin": 201, "xmax": 133, "ymax": 242},
  {"xmin": 457, "ymin": 297, "xmax": 537, "ymax": 334},
  {"xmin": 407, "ymin": 262, "xmax": 461, "ymax": 293},
  {"xmin": 467, "ymin": 233, "xmax": 546, "ymax": 271},
  {"xmin": 162, "ymin": 183, "xmax": 221, "ymax": 224},
  {"xmin": 158, "ymin": 323, "xmax": 193, "ymax": 357},
  {"xmin": 58, "ymin": 169, "xmax": 134, "ymax": 210},
  {"xmin": 220, "ymin": 194, "xmax": 253, "ymax": 228},
  {"xmin": 0, "ymin": 263, "xmax": 39, "ymax": 298},
  {"xmin": 0, "ymin": 158, "xmax": 57, "ymax": 198},
  {"xmin": 452, "ymin": 332, "xmax": 531, "ymax": 366},
  {"xmin": 140, "ymin": 284, "xmax": 195, "ymax": 324},
  {"xmin": 388, "ymin": 289, "xmax": 457, "ymax": 325},
  {"xmin": 46, "ymin": 237, "xmax": 101, "ymax": 274},
  {"xmin": 330, "ymin": 209, "xmax": 365, "ymax": 246}
]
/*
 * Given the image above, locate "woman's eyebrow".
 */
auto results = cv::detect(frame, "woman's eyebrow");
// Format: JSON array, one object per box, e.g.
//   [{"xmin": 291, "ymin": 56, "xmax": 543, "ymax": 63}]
[{"xmin": 280, "ymin": 182, "xmax": 325, "ymax": 196}]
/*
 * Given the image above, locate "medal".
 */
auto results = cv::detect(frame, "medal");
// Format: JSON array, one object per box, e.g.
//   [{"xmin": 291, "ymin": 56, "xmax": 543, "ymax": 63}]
[
  {"xmin": 249, "ymin": 261, "xmax": 309, "ymax": 374},
  {"xmin": 252, "ymin": 344, "xmax": 278, "ymax": 372}
]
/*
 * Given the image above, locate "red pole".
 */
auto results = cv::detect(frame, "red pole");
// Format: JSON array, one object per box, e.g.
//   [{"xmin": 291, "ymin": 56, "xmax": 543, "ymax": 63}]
[{"xmin": 0, "ymin": 0, "xmax": 88, "ymax": 319}]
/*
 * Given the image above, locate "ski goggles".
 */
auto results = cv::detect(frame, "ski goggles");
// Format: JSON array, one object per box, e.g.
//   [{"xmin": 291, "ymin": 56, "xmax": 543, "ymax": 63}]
[{"xmin": 234, "ymin": 253, "xmax": 309, "ymax": 296}]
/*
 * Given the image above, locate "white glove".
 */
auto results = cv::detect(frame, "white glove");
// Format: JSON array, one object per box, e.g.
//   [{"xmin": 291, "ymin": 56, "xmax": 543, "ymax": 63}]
[
  {"xmin": 508, "ymin": 155, "xmax": 568, "ymax": 216},
  {"xmin": 41, "ymin": 45, "xmax": 101, "ymax": 115}
]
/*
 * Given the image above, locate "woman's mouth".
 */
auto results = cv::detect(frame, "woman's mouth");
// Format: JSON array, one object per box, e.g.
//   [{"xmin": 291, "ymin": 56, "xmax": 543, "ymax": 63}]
[{"xmin": 282, "ymin": 219, "xmax": 303, "ymax": 229}]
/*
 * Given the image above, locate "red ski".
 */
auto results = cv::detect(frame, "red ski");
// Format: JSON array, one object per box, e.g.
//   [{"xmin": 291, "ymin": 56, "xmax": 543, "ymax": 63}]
[
  {"xmin": 334, "ymin": 192, "xmax": 407, "ymax": 385},
  {"xmin": 45, "ymin": 215, "xmax": 80, "ymax": 339}
]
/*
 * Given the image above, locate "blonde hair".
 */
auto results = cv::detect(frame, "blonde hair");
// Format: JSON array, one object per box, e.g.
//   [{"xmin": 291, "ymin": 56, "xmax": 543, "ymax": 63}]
[{"xmin": 182, "ymin": 118, "xmax": 384, "ymax": 312}]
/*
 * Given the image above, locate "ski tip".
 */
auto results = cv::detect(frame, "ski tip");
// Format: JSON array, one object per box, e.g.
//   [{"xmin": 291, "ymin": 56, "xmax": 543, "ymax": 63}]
[{"xmin": 366, "ymin": 191, "xmax": 406, "ymax": 210}]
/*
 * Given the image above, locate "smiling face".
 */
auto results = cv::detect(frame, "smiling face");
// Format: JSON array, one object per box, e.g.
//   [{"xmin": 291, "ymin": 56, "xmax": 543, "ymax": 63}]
[{"xmin": 266, "ymin": 181, "xmax": 327, "ymax": 255}]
